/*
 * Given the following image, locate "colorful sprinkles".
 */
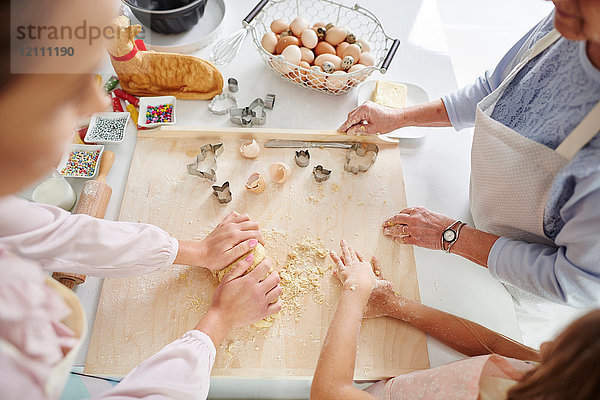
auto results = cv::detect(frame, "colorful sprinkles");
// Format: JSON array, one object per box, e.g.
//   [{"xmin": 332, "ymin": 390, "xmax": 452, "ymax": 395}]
[
  {"xmin": 86, "ymin": 115, "xmax": 128, "ymax": 142},
  {"xmin": 60, "ymin": 149, "xmax": 101, "ymax": 177},
  {"xmin": 145, "ymin": 104, "xmax": 173, "ymax": 124}
]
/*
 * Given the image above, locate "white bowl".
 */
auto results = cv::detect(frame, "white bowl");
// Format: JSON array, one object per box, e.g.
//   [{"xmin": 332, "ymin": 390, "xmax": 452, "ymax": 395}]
[
  {"xmin": 57, "ymin": 144, "xmax": 105, "ymax": 179},
  {"xmin": 85, "ymin": 112, "xmax": 130, "ymax": 144},
  {"xmin": 138, "ymin": 96, "xmax": 177, "ymax": 128}
]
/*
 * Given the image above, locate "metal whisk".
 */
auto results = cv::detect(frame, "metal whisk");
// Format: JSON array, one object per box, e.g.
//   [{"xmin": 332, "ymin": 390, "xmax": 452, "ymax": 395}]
[{"xmin": 210, "ymin": 0, "xmax": 270, "ymax": 65}]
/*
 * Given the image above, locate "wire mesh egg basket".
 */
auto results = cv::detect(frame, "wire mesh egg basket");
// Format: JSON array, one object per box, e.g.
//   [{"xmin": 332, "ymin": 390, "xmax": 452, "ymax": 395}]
[{"xmin": 248, "ymin": 0, "xmax": 400, "ymax": 96}]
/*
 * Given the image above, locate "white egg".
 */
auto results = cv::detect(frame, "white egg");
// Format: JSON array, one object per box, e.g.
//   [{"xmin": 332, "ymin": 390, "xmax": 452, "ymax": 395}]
[
  {"xmin": 300, "ymin": 29, "xmax": 318, "ymax": 49},
  {"xmin": 359, "ymin": 52, "xmax": 376, "ymax": 66},
  {"xmin": 356, "ymin": 39, "xmax": 371, "ymax": 52},
  {"xmin": 290, "ymin": 16, "xmax": 309, "ymax": 36},
  {"xmin": 282, "ymin": 45, "xmax": 301, "ymax": 65}
]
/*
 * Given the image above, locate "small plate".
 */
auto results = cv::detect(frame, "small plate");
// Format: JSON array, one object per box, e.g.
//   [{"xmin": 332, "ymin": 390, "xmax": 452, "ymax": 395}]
[
  {"xmin": 121, "ymin": 0, "xmax": 226, "ymax": 54},
  {"xmin": 85, "ymin": 112, "xmax": 130, "ymax": 144},
  {"xmin": 357, "ymin": 80, "xmax": 430, "ymax": 139},
  {"xmin": 138, "ymin": 96, "xmax": 177, "ymax": 128},
  {"xmin": 58, "ymin": 144, "xmax": 105, "ymax": 179}
]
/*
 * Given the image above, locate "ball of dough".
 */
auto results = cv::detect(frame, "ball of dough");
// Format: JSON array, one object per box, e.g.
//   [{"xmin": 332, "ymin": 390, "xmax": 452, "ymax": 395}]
[{"xmin": 214, "ymin": 243, "xmax": 266, "ymax": 282}]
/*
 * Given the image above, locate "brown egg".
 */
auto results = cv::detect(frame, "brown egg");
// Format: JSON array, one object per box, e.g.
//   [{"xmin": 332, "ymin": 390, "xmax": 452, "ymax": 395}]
[
  {"xmin": 359, "ymin": 52, "xmax": 376, "ymax": 66},
  {"xmin": 336, "ymin": 42, "xmax": 349, "ymax": 58},
  {"xmin": 271, "ymin": 19, "xmax": 289, "ymax": 34},
  {"xmin": 275, "ymin": 36, "xmax": 300, "ymax": 54},
  {"xmin": 325, "ymin": 27, "xmax": 346, "ymax": 46},
  {"xmin": 314, "ymin": 54, "xmax": 342, "ymax": 70},
  {"xmin": 307, "ymin": 66, "xmax": 327, "ymax": 89},
  {"xmin": 313, "ymin": 21, "xmax": 326, "ymax": 28},
  {"xmin": 314, "ymin": 41, "xmax": 336, "ymax": 56},
  {"xmin": 261, "ymin": 32, "xmax": 278, "ymax": 54},
  {"xmin": 288, "ymin": 68, "xmax": 303, "ymax": 84},
  {"xmin": 299, "ymin": 60, "xmax": 311, "ymax": 69},
  {"xmin": 300, "ymin": 47, "xmax": 315, "ymax": 64}
]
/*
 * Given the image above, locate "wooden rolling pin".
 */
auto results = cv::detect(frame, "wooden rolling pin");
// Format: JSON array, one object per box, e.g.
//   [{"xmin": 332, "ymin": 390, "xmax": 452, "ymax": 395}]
[{"xmin": 52, "ymin": 150, "xmax": 115, "ymax": 289}]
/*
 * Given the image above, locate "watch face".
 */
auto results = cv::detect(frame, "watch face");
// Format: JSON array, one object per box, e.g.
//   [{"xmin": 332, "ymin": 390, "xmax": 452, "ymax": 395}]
[{"xmin": 443, "ymin": 229, "xmax": 456, "ymax": 242}]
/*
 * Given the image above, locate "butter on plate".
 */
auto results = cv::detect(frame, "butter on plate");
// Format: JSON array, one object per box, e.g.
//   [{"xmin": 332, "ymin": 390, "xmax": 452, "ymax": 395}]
[{"xmin": 371, "ymin": 80, "xmax": 408, "ymax": 109}]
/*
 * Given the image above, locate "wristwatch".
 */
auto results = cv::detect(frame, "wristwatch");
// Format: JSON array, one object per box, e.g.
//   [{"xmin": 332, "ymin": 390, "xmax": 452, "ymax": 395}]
[{"xmin": 441, "ymin": 220, "xmax": 466, "ymax": 253}]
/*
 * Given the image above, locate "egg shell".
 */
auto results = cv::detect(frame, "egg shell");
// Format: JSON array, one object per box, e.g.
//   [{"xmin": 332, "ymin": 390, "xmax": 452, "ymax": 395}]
[
  {"xmin": 275, "ymin": 36, "xmax": 300, "ymax": 54},
  {"xmin": 300, "ymin": 47, "xmax": 315, "ymax": 64},
  {"xmin": 271, "ymin": 19, "xmax": 289, "ymax": 34},
  {"xmin": 342, "ymin": 44, "xmax": 361, "ymax": 64},
  {"xmin": 326, "ymin": 70, "xmax": 349, "ymax": 92},
  {"xmin": 356, "ymin": 39, "xmax": 371, "ymax": 52},
  {"xmin": 261, "ymin": 32, "xmax": 278, "ymax": 54},
  {"xmin": 325, "ymin": 27, "xmax": 346, "ymax": 46},
  {"xmin": 300, "ymin": 29, "xmax": 318, "ymax": 49},
  {"xmin": 269, "ymin": 163, "xmax": 290, "ymax": 183},
  {"xmin": 314, "ymin": 41, "xmax": 336, "ymax": 56},
  {"xmin": 359, "ymin": 52, "xmax": 376, "ymax": 66},
  {"xmin": 336, "ymin": 42, "xmax": 349, "ymax": 58},
  {"xmin": 290, "ymin": 16, "xmax": 309, "ymax": 36},
  {"xmin": 240, "ymin": 139, "xmax": 261, "ymax": 158},
  {"xmin": 314, "ymin": 54, "xmax": 342, "ymax": 70},
  {"xmin": 281, "ymin": 45, "xmax": 301, "ymax": 65},
  {"xmin": 245, "ymin": 172, "xmax": 266, "ymax": 194}
]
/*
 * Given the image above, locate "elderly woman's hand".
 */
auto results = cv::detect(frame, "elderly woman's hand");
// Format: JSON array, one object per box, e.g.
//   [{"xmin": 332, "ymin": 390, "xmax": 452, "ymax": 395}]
[
  {"xmin": 338, "ymin": 101, "xmax": 403, "ymax": 135},
  {"xmin": 382, "ymin": 206, "xmax": 456, "ymax": 250}
]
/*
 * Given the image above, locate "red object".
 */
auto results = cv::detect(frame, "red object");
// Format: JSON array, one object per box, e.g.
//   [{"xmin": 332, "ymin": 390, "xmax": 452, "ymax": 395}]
[
  {"xmin": 113, "ymin": 89, "xmax": 140, "ymax": 107},
  {"xmin": 77, "ymin": 126, "xmax": 88, "ymax": 142},
  {"xmin": 109, "ymin": 45, "xmax": 138, "ymax": 62},
  {"xmin": 111, "ymin": 95, "xmax": 124, "ymax": 112},
  {"xmin": 135, "ymin": 39, "xmax": 147, "ymax": 51}
]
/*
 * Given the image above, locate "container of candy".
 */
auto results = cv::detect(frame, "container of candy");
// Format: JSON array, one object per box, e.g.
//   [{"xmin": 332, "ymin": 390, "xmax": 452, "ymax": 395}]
[
  {"xmin": 58, "ymin": 144, "xmax": 105, "ymax": 179},
  {"xmin": 85, "ymin": 112, "xmax": 131, "ymax": 144},
  {"xmin": 138, "ymin": 96, "xmax": 177, "ymax": 128}
]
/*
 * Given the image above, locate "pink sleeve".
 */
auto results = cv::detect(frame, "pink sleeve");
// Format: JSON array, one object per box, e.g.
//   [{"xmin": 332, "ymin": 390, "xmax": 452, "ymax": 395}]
[
  {"xmin": 0, "ymin": 196, "xmax": 178, "ymax": 278},
  {"xmin": 95, "ymin": 331, "xmax": 216, "ymax": 400}
]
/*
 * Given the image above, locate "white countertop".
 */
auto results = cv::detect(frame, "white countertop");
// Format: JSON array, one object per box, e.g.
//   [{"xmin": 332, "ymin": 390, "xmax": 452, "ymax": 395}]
[{"xmin": 72, "ymin": 0, "xmax": 521, "ymax": 397}]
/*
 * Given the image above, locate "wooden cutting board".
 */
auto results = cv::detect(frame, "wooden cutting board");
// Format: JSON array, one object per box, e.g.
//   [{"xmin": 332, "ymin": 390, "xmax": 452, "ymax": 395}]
[{"xmin": 84, "ymin": 128, "xmax": 429, "ymax": 379}]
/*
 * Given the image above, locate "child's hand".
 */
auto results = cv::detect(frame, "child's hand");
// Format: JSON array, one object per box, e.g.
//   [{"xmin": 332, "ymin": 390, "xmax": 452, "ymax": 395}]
[{"xmin": 330, "ymin": 240, "xmax": 391, "ymax": 298}]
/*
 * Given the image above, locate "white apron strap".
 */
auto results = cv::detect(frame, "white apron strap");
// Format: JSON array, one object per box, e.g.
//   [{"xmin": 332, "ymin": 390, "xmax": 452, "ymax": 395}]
[{"xmin": 555, "ymin": 101, "xmax": 600, "ymax": 160}]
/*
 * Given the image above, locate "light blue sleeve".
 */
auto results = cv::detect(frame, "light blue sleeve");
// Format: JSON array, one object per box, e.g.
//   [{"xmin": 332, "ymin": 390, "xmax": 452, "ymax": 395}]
[
  {"xmin": 441, "ymin": 13, "xmax": 553, "ymax": 131},
  {"xmin": 487, "ymin": 172, "xmax": 600, "ymax": 307}
]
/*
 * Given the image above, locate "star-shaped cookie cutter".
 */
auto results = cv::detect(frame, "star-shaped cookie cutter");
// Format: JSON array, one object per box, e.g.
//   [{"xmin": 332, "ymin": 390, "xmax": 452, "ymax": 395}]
[
  {"xmin": 187, "ymin": 143, "xmax": 224, "ymax": 182},
  {"xmin": 229, "ymin": 98, "xmax": 266, "ymax": 127},
  {"xmin": 344, "ymin": 143, "xmax": 379, "ymax": 174},
  {"xmin": 313, "ymin": 165, "xmax": 332, "ymax": 182},
  {"xmin": 212, "ymin": 181, "xmax": 232, "ymax": 204}
]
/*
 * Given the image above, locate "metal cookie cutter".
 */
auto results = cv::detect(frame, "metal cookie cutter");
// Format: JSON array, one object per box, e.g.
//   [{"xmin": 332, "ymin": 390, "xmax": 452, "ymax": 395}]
[
  {"xmin": 313, "ymin": 165, "xmax": 331, "ymax": 182},
  {"xmin": 212, "ymin": 181, "xmax": 232, "ymax": 204},
  {"xmin": 228, "ymin": 78, "xmax": 238, "ymax": 92},
  {"xmin": 187, "ymin": 143, "xmax": 224, "ymax": 182},
  {"xmin": 295, "ymin": 150, "xmax": 310, "ymax": 167},
  {"xmin": 344, "ymin": 143, "xmax": 379, "ymax": 174},
  {"xmin": 229, "ymin": 98, "xmax": 266, "ymax": 127},
  {"xmin": 208, "ymin": 93, "xmax": 237, "ymax": 116},
  {"xmin": 264, "ymin": 93, "xmax": 276, "ymax": 110}
]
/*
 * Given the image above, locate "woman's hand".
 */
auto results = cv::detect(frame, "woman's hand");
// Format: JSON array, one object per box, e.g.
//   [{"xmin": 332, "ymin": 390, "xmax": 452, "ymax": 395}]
[
  {"xmin": 195, "ymin": 254, "xmax": 282, "ymax": 346},
  {"xmin": 338, "ymin": 101, "xmax": 403, "ymax": 135},
  {"xmin": 382, "ymin": 206, "xmax": 455, "ymax": 250},
  {"xmin": 176, "ymin": 211, "xmax": 263, "ymax": 271}
]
